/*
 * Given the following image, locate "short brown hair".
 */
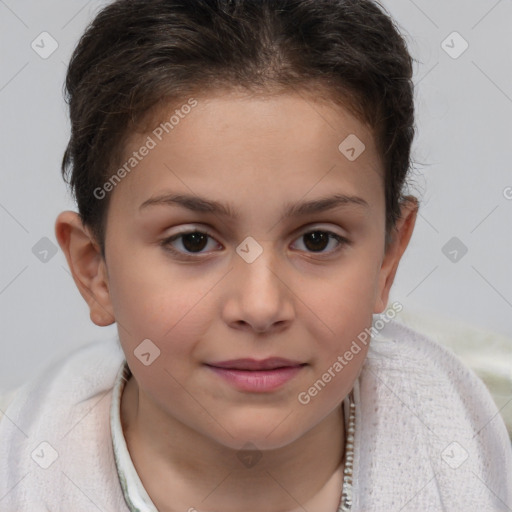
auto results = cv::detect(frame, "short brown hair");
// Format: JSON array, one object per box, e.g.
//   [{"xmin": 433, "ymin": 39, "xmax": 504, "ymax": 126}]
[{"xmin": 61, "ymin": 0, "xmax": 417, "ymax": 258}]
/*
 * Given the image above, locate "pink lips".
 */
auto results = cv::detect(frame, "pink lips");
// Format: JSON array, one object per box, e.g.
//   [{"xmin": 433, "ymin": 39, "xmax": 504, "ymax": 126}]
[
  {"xmin": 207, "ymin": 357, "xmax": 304, "ymax": 370},
  {"xmin": 205, "ymin": 358, "xmax": 306, "ymax": 392}
]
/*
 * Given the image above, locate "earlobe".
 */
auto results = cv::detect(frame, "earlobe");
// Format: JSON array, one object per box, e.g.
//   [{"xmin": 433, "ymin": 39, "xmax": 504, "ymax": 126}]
[
  {"xmin": 55, "ymin": 211, "xmax": 115, "ymax": 327},
  {"xmin": 373, "ymin": 197, "xmax": 418, "ymax": 314}
]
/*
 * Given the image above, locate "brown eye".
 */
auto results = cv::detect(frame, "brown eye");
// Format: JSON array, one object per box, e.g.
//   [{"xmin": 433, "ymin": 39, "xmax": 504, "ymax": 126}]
[
  {"xmin": 179, "ymin": 232, "xmax": 209, "ymax": 252},
  {"xmin": 161, "ymin": 230, "xmax": 219, "ymax": 257},
  {"xmin": 293, "ymin": 230, "xmax": 348, "ymax": 254},
  {"xmin": 303, "ymin": 231, "xmax": 330, "ymax": 252}
]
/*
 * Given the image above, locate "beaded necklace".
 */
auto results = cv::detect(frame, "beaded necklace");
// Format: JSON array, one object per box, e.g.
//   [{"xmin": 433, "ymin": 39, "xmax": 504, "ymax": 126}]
[{"xmin": 338, "ymin": 388, "xmax": 356, "ymax": 511}]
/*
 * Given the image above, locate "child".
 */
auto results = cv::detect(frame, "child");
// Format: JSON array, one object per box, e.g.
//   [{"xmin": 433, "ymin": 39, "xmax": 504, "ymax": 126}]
[{"xmin": 1, "ymin": 0, "xmax": 511, "ymax": 510}]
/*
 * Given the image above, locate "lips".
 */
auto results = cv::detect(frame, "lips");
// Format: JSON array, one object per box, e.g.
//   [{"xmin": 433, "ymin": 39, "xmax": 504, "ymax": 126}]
[
  {"xmin": 206, "ymin": 357, "xmax": 305, "ymax": 371},
  {"xmin": 205, "ymin": 359, "xmax": 307, "ymax": 392}
]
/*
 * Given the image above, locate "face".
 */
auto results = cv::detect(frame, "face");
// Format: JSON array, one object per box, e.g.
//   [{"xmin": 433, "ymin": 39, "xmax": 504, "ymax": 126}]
[{"xmin": 59, "ymin": 90, "xmax": 415, "ymax": 451}]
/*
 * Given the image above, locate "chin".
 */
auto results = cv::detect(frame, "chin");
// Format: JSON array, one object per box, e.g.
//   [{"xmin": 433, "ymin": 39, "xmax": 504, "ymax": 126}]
[{"xmin": 210, "ymin": 423, "xmax": 305, "ymax": 452}]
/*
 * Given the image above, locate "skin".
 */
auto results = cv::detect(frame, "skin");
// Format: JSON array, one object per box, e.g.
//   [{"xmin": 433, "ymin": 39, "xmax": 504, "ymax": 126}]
[{"xmin": 55, "ymin": 89, "xmax": 417, "ymax": 512}]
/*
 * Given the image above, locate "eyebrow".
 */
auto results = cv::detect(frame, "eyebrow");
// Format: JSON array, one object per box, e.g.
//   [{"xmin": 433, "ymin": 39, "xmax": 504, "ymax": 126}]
[{"xmin": 139, "ymin": 192, "xmax": 369, "ymax": 221}]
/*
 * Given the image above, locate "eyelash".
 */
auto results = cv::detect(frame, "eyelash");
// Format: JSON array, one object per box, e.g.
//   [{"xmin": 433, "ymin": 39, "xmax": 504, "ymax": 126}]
[{"xmin": 160, "ymin": 228, "xmax": 350, "ymax": 260}]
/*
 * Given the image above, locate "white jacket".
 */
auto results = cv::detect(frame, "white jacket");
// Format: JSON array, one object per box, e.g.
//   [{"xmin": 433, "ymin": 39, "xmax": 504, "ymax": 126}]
[{"xmin": 0, "ymin": 319, "xmax": 511, "ymax": 511}]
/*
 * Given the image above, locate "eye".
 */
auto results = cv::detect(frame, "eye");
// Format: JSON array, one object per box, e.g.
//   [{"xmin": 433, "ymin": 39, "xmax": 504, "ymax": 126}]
[
  {"xmin": 161, "ymin": 230, "xmax": 219, "ymax": 258},
  {"xmin": 291, "ymin": 230, "xmax": 349, "ymax": 254}
]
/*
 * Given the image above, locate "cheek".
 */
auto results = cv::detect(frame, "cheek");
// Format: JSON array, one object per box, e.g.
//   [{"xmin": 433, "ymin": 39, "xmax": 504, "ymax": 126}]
[
  {"xmin": 109, "ymin": 271, "xmax": 212, "ymax": 400},
  {"xmin": 300, "ymin": 252, "xmax": 381, "ymax": 334},
  {"xmin": 106, "ymin": 251, "xmax": 213, "ymax": 361}
]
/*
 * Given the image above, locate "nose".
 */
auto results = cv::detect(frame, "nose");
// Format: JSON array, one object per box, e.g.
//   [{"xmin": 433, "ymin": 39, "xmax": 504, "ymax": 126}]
[{"xmin": 223, "ymin": 244, "xmax": 294, "ymax": 334}]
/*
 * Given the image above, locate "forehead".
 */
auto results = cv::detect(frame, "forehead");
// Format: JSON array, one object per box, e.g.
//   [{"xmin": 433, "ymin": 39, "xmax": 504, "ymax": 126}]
[{"xmin": 109, "ymin": 90, "xmax": 384, "ymax": 221}]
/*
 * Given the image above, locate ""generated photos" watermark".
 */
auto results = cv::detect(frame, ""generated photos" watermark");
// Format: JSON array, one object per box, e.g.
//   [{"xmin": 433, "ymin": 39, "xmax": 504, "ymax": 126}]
[
  {"xmin": 297, "ymin": 301, "xmax": 402, "ymax": 405},
  {"xmin": 93, "ymin": 98, "xmax": 198, "ymax": 200}
]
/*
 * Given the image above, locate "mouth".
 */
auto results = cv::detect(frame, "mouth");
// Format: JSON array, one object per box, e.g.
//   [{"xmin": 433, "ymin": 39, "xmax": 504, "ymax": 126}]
[
  {"xmin": 204, "ymin": 358, "xmax": 307, "ymax": 392},
  {"xmin": 205, "ymin": 357, "xmax": 306, "ymax": 371}
]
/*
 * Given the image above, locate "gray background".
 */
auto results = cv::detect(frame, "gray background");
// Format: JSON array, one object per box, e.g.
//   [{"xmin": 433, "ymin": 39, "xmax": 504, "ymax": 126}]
[{"xmin": 1, "ymin": 0, "xmax": 511, "ymax": 391}]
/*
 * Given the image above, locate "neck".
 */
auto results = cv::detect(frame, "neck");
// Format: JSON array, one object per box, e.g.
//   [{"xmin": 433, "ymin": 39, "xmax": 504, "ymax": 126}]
[{"xmin": 121, "ymin": 374, "xmax": 346, "ymax": 512}]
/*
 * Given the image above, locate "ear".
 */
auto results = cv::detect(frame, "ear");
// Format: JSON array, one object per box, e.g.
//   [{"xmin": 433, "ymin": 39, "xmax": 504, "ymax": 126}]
[
  {"xmin": 55, "ymin": 211, "xmax": 115, "ymax": 326},
  {"xmin": 373, "ymin": 197, "xmax": 418, "ymax": 314}
]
